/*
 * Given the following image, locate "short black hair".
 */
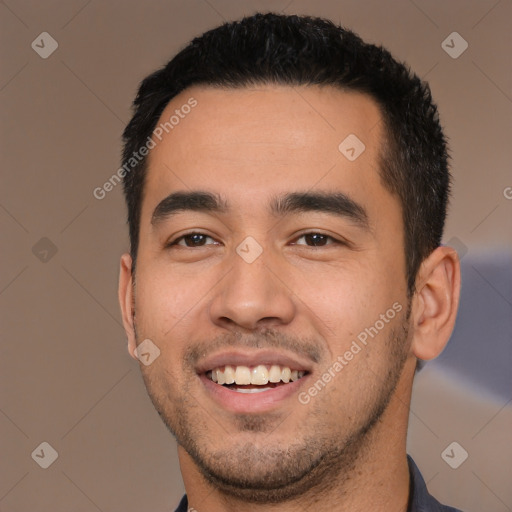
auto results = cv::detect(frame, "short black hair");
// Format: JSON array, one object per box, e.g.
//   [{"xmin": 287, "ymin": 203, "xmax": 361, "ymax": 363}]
[{"xmin": 122, "ymin": 12, "xmax": 450, "ymax": 297}]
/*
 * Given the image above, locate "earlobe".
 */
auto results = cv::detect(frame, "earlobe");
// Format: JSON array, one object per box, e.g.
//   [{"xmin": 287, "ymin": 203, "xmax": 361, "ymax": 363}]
[
  {"xmin": 410, "ymin": 246, "xmax": 461, "ymax": 361},
  {"xmin": 118, "ymin": 253, "xmax": 138, "ymax": 360}
]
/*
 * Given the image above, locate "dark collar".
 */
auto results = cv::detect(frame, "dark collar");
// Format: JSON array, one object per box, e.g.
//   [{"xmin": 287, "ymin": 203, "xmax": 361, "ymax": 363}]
[{"xmin": 407, "ymin": 455, "xmax": 463, "ymax": 512}]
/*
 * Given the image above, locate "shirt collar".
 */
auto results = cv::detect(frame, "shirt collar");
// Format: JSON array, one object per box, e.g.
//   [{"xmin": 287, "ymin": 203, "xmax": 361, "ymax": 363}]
[{"xmin": 407, "ymin": 455, "xmax": 462, "ymax": 512}]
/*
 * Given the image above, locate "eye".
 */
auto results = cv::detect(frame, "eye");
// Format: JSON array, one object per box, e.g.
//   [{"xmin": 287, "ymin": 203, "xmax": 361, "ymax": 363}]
[
  {"xmin": 292, "ymin": 232, "xmax": 341, "ymax": 247},
  {"xmin": 169, "ymin": 233, "xmax": 219, "ymax": 248}
]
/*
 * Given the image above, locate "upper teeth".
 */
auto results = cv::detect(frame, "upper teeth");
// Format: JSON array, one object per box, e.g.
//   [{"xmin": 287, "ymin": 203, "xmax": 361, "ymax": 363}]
[{"xmin": 208, "ymin": 365, "xmax": 305, "ymax": 385}]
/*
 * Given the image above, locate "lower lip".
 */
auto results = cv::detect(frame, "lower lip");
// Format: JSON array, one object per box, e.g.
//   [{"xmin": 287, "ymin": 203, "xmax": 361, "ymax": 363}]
[{"xmin": 199, "ymin": 374, "xmax": 309, "ymax": 414}]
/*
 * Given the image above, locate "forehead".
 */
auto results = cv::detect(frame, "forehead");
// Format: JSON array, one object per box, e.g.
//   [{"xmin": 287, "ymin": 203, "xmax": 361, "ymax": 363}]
[{"xmin": 143, "ymin": 84, "xmax": 390, "ymax": 220}]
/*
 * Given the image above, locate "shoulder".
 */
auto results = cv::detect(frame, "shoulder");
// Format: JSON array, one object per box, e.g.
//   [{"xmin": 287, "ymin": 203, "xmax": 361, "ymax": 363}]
[
  {"xmin": 407, "ymin": 455, "xmax": 465, "ymax": 512},
  {"xmin": 173, "ymin": 494, "xmax": 188, "ymax": 512}
]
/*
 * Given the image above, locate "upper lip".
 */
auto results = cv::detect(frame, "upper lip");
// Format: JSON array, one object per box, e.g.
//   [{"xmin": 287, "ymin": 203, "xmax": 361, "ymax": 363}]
[{"xmin": 196, "ymin": 349, "xmax": 315, "ymax": 374}]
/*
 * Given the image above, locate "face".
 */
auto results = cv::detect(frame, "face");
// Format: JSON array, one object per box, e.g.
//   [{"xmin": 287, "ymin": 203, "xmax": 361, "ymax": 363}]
[{"xmin": 121, "ymin": 85, "xmax": 414, "ymax": 502}]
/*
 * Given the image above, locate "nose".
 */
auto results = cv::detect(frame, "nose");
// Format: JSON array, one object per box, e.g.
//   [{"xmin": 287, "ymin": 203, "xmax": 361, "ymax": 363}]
[{"xmin": 208, "ymin": 246, "xmax": 296, "ymax": 332}]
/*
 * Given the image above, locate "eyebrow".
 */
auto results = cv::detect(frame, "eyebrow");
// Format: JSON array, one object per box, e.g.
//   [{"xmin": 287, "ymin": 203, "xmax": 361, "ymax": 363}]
[
  {"xmin": 151, "ymin": 190, "xmax": 369, "ymax": 230},
  {"xmin": 151, "ymin": 191, "xmax": 228, "ymax": 225},
  {"xmin": 269, "ymin": 191, "xmax": 369, "ymax": 230}
]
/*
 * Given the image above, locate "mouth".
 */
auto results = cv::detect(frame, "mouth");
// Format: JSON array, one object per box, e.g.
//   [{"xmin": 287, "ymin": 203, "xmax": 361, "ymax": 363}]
[
  {"xmin": 197, "ymin": 350, "xmax": 313, "ymax": 413},
  {"xmin": 206, "ymin": 364, "xmax": 308, "ymax": 393}
]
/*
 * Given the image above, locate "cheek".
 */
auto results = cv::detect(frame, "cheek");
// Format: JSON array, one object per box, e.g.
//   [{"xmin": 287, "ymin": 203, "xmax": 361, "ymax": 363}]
[
  {"xmin": 290, "ymin": 263, "xmax": 391, "ymax": 346},
  {"xmin": 134, "ymin": 263, "xmax": 210, "ymax": 338}
]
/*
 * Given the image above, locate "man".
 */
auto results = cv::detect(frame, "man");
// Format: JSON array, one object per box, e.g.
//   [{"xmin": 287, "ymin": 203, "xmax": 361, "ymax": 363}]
[{"xmin": 118, "ymin": 13, "xmax": 462, "ymax": 512}]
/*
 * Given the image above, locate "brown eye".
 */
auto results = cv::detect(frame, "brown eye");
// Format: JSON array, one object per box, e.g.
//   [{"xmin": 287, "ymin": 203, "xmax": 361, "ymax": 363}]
[
  {"xmin": 294, "ymin": 233, "xmax": 338, "ymax": 247},
  {"xmin": 304, "ymin": 233, "xmax": 329, "ymax": 246},
  {"xmin": 171, "ymin": 233, "xmax": 217, "ymax": 247}
]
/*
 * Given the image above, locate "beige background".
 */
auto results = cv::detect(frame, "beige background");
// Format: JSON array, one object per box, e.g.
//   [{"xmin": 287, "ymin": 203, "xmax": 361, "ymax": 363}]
[{"xmin": 1, "ymin": 1, "xmax": 511, "ymax": 511}]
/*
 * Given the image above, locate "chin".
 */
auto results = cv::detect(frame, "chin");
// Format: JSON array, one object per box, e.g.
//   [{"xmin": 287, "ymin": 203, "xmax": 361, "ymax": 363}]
[{"xmin": 188, "ymin": 441, "xmax": 341, "ymax": 504}]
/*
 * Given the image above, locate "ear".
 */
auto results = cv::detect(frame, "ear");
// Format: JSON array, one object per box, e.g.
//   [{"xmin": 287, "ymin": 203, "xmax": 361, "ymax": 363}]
[
  {"xmin": 410, "ymin": 245, "xmax": 461, "ymax": 361},
  {"xmin": 118, "ymin": 253, "xmax": 138, "ymax": 360}
]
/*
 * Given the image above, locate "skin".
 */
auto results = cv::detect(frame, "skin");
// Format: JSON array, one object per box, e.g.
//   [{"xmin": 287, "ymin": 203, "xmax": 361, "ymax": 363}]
[{"xmin": 118, "ymin": 85, "xmax": 460, "ymax": 511}]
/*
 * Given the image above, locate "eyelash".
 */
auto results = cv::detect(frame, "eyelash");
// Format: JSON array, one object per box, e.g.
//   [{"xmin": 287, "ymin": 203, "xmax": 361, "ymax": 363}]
[{"xmin": 167, "ymin": 232, "xmax": 345, "ymax": 248}]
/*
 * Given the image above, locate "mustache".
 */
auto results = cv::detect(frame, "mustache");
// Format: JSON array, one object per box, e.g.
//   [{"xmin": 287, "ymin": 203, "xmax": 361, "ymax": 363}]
[{"xmin": 184, "ymin": 329, "xmax": 323, "ymax": 368}]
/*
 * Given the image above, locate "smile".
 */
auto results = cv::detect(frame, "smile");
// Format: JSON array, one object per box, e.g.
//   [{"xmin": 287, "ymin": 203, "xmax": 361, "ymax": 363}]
[
  {"xmin": 197, "ymin": 349, "xmax": 313, "ymax": 412},
  {"xmin": 206, "ymin": 364, "xmax": 307, "ymax": 393}
]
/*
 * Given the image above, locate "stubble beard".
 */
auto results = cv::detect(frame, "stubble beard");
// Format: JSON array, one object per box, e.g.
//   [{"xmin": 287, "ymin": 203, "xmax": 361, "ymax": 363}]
[{"xmin": 136, "ymin": 310, "xmax": 411, "ymax": 504}]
